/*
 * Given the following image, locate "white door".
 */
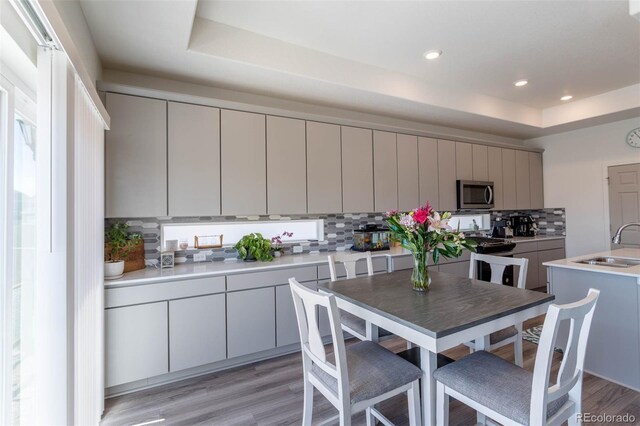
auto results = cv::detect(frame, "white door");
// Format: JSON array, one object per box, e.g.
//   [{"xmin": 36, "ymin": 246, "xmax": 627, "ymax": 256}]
[{"xmin": 609, "ymin": 163, "xmax": 640, "ymax": 246}]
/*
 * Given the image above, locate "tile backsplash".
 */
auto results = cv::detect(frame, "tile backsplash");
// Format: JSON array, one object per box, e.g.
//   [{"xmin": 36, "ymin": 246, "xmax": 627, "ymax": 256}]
[{"xmin": 106, "ymin": 208, "xmax": 565, "ymax": 267}]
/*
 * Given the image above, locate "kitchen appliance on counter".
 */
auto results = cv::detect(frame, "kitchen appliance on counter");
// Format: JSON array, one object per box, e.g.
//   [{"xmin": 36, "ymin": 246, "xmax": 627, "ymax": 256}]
[
  {"xmin": 352, "ymin": 224, "xmax": 390, "ymax": 252},
  {"xmin": 456, "ymin": 180, "xmax": 494, "ymax": 209},
  {"xmin": 467, "ymin": 236, "xmax": 517, "ymax": 286},
  {"xmin": 491, "ymin": 219, "xmax": 513, "ymax": 238},
  {"xmin": 512, "ymin": 215, "xmax": 536, "ymax": 237}
]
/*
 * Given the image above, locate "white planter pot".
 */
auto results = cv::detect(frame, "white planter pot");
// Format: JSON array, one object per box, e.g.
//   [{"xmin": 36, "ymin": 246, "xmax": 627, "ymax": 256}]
[{"xmin": 104, "ymin": 260, "xmax": 125, "ymax": 279}]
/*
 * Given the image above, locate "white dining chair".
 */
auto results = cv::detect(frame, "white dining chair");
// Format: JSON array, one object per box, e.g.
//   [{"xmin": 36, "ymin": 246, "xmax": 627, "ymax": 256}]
[
  {"xmin": 289, "ymin": 278, "xmax": 422, "ymax": 426},
  {"xmin": 466, "ymin": 253, "xmax": 529, "ymax": 367},
  {"xmin": 327, "ymin": 252, "xmax": 392, "ymax": 341},
  {"xmin": 435, "ymin": 288, "xmax": 600, "ymax": 426}
]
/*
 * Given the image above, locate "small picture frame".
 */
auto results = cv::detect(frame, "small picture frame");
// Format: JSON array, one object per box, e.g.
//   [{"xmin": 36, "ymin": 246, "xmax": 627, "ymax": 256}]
[
  {"xmin": 161, "ymin": 251, "xmax": 175, "ymax": 269},
  {"xmin": 194, "ymin": 234, "xmax": 223, "ymax": 249}
]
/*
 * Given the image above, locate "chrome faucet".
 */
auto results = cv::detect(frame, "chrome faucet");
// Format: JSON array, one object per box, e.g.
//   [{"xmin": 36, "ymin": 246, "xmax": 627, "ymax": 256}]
[{"xmin": 611, "ymin": 223, "xmax": 640, "ymax": 244}]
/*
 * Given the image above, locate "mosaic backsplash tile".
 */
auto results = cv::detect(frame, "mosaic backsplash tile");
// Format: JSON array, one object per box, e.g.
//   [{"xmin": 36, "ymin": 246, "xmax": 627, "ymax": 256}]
[{"xmin": 106, "ymin": 208, "xmax": 565, "ymax": 267}]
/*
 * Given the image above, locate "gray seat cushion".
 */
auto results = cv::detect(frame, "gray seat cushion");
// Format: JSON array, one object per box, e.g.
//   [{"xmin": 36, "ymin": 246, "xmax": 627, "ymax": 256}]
[
  {"xmin": 490, "ymin": 325, "xmax": 519, "ymax": 345},
  {"xmin": 312, "ymin": 340, "xmax": 422, "ymax": 404},
  {"xmin": 340, "ymin": 311, "xmax": 392, "ymax": 338},
  {"xmin": 433, "ymin": 351, "xmax": 568, "ymax": 426}
]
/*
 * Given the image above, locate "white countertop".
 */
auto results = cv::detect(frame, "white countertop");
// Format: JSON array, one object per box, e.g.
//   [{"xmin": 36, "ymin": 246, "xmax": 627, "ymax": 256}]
[
  {"xmin": 544, "ymin": 248, "xmax": 640, "ymax": 278},
  {"xmin": 510, "ymin": 235, "xmax": 565, "ymax": 243}
]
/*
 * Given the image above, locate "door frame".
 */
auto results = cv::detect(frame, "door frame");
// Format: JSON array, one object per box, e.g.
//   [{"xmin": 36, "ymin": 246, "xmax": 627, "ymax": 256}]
[{"xmin": 603, "ymin": 161, "xmax": 640, "ymax": 249}]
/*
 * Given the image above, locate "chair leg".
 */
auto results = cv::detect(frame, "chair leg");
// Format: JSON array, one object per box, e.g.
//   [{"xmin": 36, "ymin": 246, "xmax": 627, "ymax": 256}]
[
  {"xmin": 365, "ymin": 407, "xmax": 375, "ymax": 426},
  {"xmin": 436, "ymin": 382, "xmax": 449, "ymax": 426},
  {"xmin": 339, "ymin": 407, "xmax": 352, "ymax": 426},
  {"xmin": 302, "ymin": 380, "xmax": 313, "ymax": 426},
  {"xmin": 514, "ymin": 334, "xmax": 524, "ymax": 368},
  {"xmin": 408, "ymin": 380, "xmax": 421, "ymax": 426}
]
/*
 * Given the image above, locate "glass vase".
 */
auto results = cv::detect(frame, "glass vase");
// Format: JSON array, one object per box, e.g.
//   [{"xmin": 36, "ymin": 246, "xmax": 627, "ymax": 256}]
[{"xmin": 411, "ymin": 251, "xmax": 431, "ymax": 292}]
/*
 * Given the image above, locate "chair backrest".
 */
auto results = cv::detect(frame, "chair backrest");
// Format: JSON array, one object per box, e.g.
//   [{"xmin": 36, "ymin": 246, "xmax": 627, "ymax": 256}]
[
  {"xmin": 469, "ymin": 252, "xmax": 529, "ymax": 289},
  {"xmin": 327, "ymin": 251, "xmax": 374, "ymax": 282},
  {"xmin": 289, "ymin": 278, "xmax": 349, "ymax": 405},
  {"xmin": 529, "ymin": 288, "xmax": 600, "ymax": 425}
]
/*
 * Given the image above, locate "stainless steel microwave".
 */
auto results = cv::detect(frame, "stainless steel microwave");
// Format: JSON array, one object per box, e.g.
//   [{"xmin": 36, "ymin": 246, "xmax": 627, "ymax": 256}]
[{"xmin": 456, "ymin": 180, "xmax": 494, "ymax": 209}]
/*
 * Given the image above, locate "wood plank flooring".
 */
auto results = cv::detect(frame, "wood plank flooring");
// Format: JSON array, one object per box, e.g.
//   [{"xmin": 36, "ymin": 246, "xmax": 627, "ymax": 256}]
[{"xmin": 101, "ymin": 316, "xmax": 640, "ymax": 426}]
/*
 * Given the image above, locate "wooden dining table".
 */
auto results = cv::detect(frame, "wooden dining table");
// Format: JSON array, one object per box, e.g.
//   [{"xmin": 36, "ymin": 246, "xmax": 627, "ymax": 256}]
[{"xmin": 318, "ymin": 269, "xmax": 555, "ymax": 426}]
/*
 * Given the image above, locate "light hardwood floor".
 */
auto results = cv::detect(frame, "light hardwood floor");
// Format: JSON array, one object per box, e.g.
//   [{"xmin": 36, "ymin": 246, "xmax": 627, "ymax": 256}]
[{"xmin": 101, "ymin": 316, "xmax": 640, "ymax": 426}]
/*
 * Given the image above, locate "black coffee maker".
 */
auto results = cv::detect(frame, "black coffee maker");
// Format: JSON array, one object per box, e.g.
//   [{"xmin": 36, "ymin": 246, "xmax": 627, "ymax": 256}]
[{"xmin": 512, "ymin": 215, "xmax": 536, "ymax": 237}]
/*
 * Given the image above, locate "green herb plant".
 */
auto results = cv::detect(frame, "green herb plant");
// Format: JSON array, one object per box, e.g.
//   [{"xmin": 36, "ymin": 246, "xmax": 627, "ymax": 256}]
[
  {"xmin": 105, "ymin": 223, "xmax": 143, "ymax": 262},
  {"xmin": 234, "ymin": 233, "xmax": 273, "ymax": 262}
]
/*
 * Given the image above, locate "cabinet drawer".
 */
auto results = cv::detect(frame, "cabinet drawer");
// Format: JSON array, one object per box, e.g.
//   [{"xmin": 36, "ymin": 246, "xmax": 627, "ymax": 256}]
[
  {"xmin": 438, "ymin": 250, "xmax": 472, "ymax": 264},
  {"xmin": 537, "ymin": 239, "xmax": 565, "ymax": 251},
  {"xmin": 512, "ymin": 241, "xmax": 538, "ymax": 254},
  {"xmin": 106, "ymin": 276, "xmax": 226, "ymax": 308},
  {"xmin": 318, "ymin": 256, "xmax": 387, "ymax": 280},
  {"xmin": 227, "ymin": 287, "xmax": 276, "ymax": 358},
  {"xmin": 391, "ymin": 255, "xmax": 415, "ymax": 271},
  {"xmin": 227, "ymin": 266, "xmax": 317, "ymax": 291}
]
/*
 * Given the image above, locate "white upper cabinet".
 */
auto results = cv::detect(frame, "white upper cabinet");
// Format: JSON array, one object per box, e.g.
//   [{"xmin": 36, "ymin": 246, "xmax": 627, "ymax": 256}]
[
  {"xmin": 168, "ymin": 102, "xmax": 220, "ymax": 216},
  {"xmin": 529, "ymin": 152, "xmax": 544, "ymax": 209},
  {"xmin": 472, "ymin": 144, "xmax": 489, "ymax": 181},
  {"xmin": 455, "ymin": 142, "xmax": 473, "ymax": 180},
  {"xmin": 487, "ymin": 146, "xmax": 504, "ymax": 210},
  {"xmin": 105, "ymin": 93, "xmax": 167, "ymax": 218},
  {"xmin": 373, "ymin": 130, "xmax": 398, "ymax": 212},
  {"xmin": 221, "ymin": 109, "xmax": 266, "ymax": 215},
  {"xmin": 515, "ymin": 150, "xmax": 531, "ymax": 209},
  {"xmin": 267, "ymin": 116, "xmax": 307, "ymax": 214},
  {"xmin": 306, "ymin": 121, "xmax": 342, "ymax": 213},
  {"xmin": 438, "ymin": 139, "xmax": 457, "ymax": 211},
  {"xmin": 418, "ymin": 137, "xmax": 439, "ymax": 210},
  {"xmin": 502, "ymin": 148, "xmax": 517, "ymax": 210},
  {"xmin": 342, "ymin": 126, "xmax": 374, "ymax": 212},
  {"xmin": 397, "ymin": 134, "xmax": 420, "ymax": 210}
]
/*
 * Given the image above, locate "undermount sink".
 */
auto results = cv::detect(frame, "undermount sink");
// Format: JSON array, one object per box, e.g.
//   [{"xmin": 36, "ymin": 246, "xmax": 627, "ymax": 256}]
[{"xmin": 574, "ymin": 256, "xmax": 640, "ymax": 268}]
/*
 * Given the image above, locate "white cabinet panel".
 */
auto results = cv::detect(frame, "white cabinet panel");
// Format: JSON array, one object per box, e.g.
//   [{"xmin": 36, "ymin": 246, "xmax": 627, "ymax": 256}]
[
  {"xmin": 472, "ymin": 144, "xmax": 489, "ymax": 181},
  {"xmin": 307, "ymin": 121, "xmax": 342, "ymax": 213},
  {"xmin": 438, "ymin": 261, "xmax": 471, "ymax": 278},
  {"xmin": 267, "ymin": 116, "xmax": 307, "ymax": 214},
  {"xmin": 517, "ymin": 251, "xmax": 539, "ymax": 289},
  {"xmin": 276, "ymin": 285, "xmax": 300, "ymax": 347},
  {"xmin": 515, "ymin": 150, "xmax": 531, "ymax": 209},
  {"xmin": 419, "ymin": 137, "xmax": 439, "ymax": 210},
  {"xmin": 169, "ymin": 294, "xmax": 226, "ymax": 372},
  {"xmin": 373, "ymin": 131, "xmax": 398, "ymax": 212},
  {"xmin": 437, "ymin": 140, "xmax": 457, "ymax": 211},
  {"xmin": 487, "ymin": 147, "xmax": 503, "ymax": 210},
  {"xmin": 455, "ymin": 142, "xmax": 473, "ymax": 180},
  {"xmin": 342, "ymin": 126, "xmax": 374, "ymax": 212},
  {"xmin": 106, "ymin": 302, "xmax": 168, "ymax": 387},
  {"xmin": 105, "ymin": 93, "xmax": 167, "ymax": 217},
  {"xmin": 529, "ymin": 152, "xmax": 544, "ymax": 209},
  {"xmin": 227, "ymin": 287, "xmax": 276, "ymax": 358},
  {"xmin": 397, "ymin": 134, "xmax": 419, "ymax": 210},
  {"xmin": 502, "ymin": 148, "xmax": 517, "ymax": 210},
  {"xmin": 168, "ymin": 102, "xmax": 220, "ymax": 216}
]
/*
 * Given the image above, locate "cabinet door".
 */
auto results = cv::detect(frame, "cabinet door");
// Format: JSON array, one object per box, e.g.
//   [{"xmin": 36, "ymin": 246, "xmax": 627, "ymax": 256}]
[
  {"xmin": 517, "ymin": 252, "xmax": 539, "ymax": 289},
  {"xmin": 529, "ymin": 152, "xmax": 544, "ymax": 209},
  {"xmin": 342, "ymin": 126, "xmax": 374, "ymax": 212},
  {"xmin": 105, "ymin": 93, "xmax": 167, "ymax": 217},
  {"xmin": 168, "ymin": 102, "xmax": 220, "ymax": 216},
  {"xmin": 105, "ymin": 302, "xmax": 168, "ymax": 387},
  {"xmin": 502, "ymin": 148, "xmax": 517, "ymax": 210},
  {"xmin": 488, "ymin": 147, "xmax": 503, "ymax": 210},
  {"xmin": 438, "ymin": 261, "xmax": 471, "ymax": 278},
  {"xmin": 169, "ymin": 294, "xmax": 226, "ymax": 372},
  {"xmin": 472, "ymin": 144, "xmax": 489, "ymax": 181},
  {"xmin": 276, "ymin": 285, "xmax": 300, "ymax": 347},
  {"xmin": 266, "ymin": 116, "xmax": 307, "ymax": 214},
  {"xmin": 437, "ymin": 140, "xmax": 457, "ymax": 211},
  {"xmin": 373, "ymin": 131, "xmax": 398, "ymax": 212},
  {"xmin": 515, "ymin": 150, "xmax": 531, "ymax": 209},
  {"xmin": 419, "ymin": 137, "xmax": 439, "ymax": 210},
  {"xmin": 227, "ymin": 287, "xmax": 276, "ymax": 358},
  {"xmin": 397, "ymin": 134, "xmax": 419, "ymax": 210},
  {"xmin": 537, "ymin": 248, "xmax": 565, "ymax": 286},
  {"xmin": 221, "ymin": 110, "xmax": 266, "ymax": 215},
  {"xmin": 455, "ymin": 142, "xmax": 473, "ymax": 180},
  {"xmin": 307, "ymin": 122, "xmax": 342, "ymax": 213}
]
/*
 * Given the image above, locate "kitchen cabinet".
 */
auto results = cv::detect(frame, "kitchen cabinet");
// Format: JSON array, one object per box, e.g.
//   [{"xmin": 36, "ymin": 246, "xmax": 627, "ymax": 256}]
[
  {"xmin": 502, "ymin": 148, "xmax": 517, "ymax": 210},
  {"xmin": 105, "ymin": 302, "xmax": 168, "ymax": 387},
  {"xmin": 515, "ymin": 150, "xmax": 531, "ymax": 209},
  {"xmin": 397, "ymin": 134, "xmax": 419, "ymax": 210},
  {"xmin": 438, "ymin": 261, "xmax": 471, "ymax": 278},
  {"xmin": 487, "ymin": 146, "xmax": 503, "ymax": 210},
  {"xmin": 437, "ymin": 139, "xmax": 457, "ymax": 211},
  {"xmin": 342, "ymin": 126, "xmax": 374, "ymax": 212},
  {"xmin": 169, "ymin": 294, "xmax": 226, "ymax": 372},
  {"xmin": 267, "ymin": 116, "xmax": 307, "ymax": 214},
  {"xmin": 519, "ymin": 251, "xmax": 539, "ymax": 289},
  {"xmin": 306, "ymin": 121, "xmax": 342, "ymax": 213},
  {"xmin": 456, "ymin": 142, "xmax": 473, "ymax": 180},
  {"xmin": 276, "ymin": 284, "xmax": 300, "ymax": 347},
  {"xmin": 167, "ymin": 102, "xmax": 220, "ymax": 216},
  {"xmin": 221, "ymin": 109, "xmax": 266, "ymax": 215},
  {"xmin": 537, "ymin": 248, "xmax": 565, "ymax": 286},
  {"xmin": 529, "ymin": 152, "xmax": 544, "ymax": 209},
  {"xmin": 472, "ymin": 144, "xmax": 489, "ymax": 181},
  {"xmin": 105, "ymin": 93, "xmax": 167, "ymax": 218},
  {"xmin": 227, "ymin": 287, "xmax": 276, "ymax": 358},
  {"xmin": 373, "ymin": 131, "xmax": 398, "ymax": 212},
  {"xmin": 419, "ymin": 137, "xmax": 439, "ymax": 210}
]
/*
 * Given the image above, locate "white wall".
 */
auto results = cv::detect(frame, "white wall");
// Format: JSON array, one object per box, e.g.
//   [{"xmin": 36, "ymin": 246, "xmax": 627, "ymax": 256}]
[{"xmin": 525, "ymin": 117, "xmax": 640, "ymax": 257}]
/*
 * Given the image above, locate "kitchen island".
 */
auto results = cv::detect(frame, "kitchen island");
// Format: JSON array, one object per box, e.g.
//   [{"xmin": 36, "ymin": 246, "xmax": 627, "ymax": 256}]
[{"xmin": 544, "ymin": 248, "xmax": 640, "ymax": 391}]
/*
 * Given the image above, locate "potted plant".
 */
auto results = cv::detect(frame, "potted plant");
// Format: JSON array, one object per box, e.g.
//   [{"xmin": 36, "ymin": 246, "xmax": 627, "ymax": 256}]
[
  {"xmin": 271, "ymin": 231, "xmax": 293, "ymax": 257},
  {"xmin": 234, "ymin": 233, "xmax": 273, "ymax": 262},
  {"xmin": 104, "ymin": 223, "xmax": 143, "ymax": 279}
]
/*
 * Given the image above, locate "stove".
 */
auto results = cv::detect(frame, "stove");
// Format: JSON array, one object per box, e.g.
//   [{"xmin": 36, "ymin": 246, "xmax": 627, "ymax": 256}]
[{"xmin": 467, "ymin": 236, "xmax": 516, "ymax": 254}]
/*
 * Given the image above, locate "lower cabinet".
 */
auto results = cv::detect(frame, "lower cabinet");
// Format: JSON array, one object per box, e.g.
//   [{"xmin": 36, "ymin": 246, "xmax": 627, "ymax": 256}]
[
  {"xmin": 105, "ymin": 302, "xmax": 169, "ymax": 387},
  {"xmin": 227, "ymin": 287, "xmax": 276, "ymax": 358},
  {"xmin": 537, "ymin": 248, "xmax": 565, "ymax": 286},
  {"xmin": 438, "ymin": 261, "xmax": 471, "ymax": 278},
  {"xmin": 169, "ymin": 294, "xmax": 226, "ymax": 372},
  {"xmin": 276, "ymin": 284, "xmax": 300, "ymax": 347},
  {"xmin": 519, "ymin": 252, "xmax": 539, "ymax": 289}
]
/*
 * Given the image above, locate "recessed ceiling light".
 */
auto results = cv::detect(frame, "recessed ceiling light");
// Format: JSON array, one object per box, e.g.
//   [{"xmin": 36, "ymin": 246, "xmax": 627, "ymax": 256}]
[
  {"xmin": 424, "ymin": 50, "xmax": 442, "ymax": 60},
  {"xmin": 514, "ymin": 80, "xmax": 528, "ymax": 87},
  {"xmin": 560, "ymin": 95, "xmax": 573, "ymax": 101}
]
